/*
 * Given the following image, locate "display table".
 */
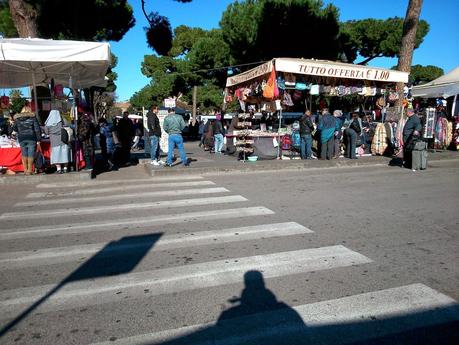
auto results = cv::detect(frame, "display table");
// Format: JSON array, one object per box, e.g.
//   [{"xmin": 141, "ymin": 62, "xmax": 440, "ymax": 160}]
[
  {"xmin": 0, "ymin": 142, "xmax": 51, "ymax": 172},
  {"xmin": 226, "ymin": 132, "xmax": 287, "ymax": 159}
]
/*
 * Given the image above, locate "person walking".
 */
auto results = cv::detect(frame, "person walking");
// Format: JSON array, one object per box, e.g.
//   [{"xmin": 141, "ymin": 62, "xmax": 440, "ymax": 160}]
[
  {"xmin": 116, "ymin": 111, "xmax": 134, "ymax": 166},
  {"xmin": 146, "ymin": 105, "xmax": 164, "ymax": 166},
  {"xmin": 163, "ymin": 108, "xmax": 189, "ymax": 167},
  {"xmin": 344, "ymin": 113, "xmax": 362, "ymax": 159},
  {"xmin": 44, "ymin": 110, "xmax": 71, "ymax": 173},
  {"xmin": 12, "ymin": 105, "xmax": 41, "ymax": 175},
  {"xmin": 403, "ymin": 108, "xmax": 422, "ymax": 169},
  {"xmin": 213, "ymin": 112, "xmax": 225, "ymax": 154},
  {"xmin": 317, "ymin": 108, "xmax": 337, "ymax": 160},
  {"xmin": 299, "ymin": 110, "xmax": 314, "ymax": 159}
]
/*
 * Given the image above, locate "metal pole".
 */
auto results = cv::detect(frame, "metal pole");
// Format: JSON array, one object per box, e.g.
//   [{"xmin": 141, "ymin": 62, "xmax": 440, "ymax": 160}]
[
  {"xmin": 70, "ymin": 76, "xmax": 79, "ymax": 172},
  {"xmin": 452, "ymin": 94, "xmax": 457, "ymax": 118},
  {"xmin": 192, "ymin": 85, "xmax": 197, "ymax": 126},
  {"xmin": 31, "ymin": 72, "xmax": 39, "ymax": 120},
  {"xmin": 277, "ymin": 109, "xmax": 282, "ymax": 159}
]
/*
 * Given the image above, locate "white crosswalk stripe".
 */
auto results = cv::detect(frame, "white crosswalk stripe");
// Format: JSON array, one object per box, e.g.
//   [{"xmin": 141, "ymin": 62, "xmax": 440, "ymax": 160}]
[
  {"xmin": 26, "ymin": 180, "xmax": 215, "ymax": 199},
  {"xmin": 91, "ymin": 284, "xmax": 459, "ymax": 345},
  {"xmin": 15, "ymin": 187, "xmax": 230, "ymax": 207},
  {"xmin": 0, "ymin": 195, "xmax": 248, "ymax": 220},
  {"xmin": 0, "ymin": 222, "xmax": 312, "ymax": 269},
  {"xmin": 0, "ymin": 207, "xmax": 275, "ymax": 239},
  {"xmin": 34, "ymin": 176, "xmax": 203, "ymax": 189},
  {"xmin": 0, "ymin": 246, "xmax": 371, "ymax": 318}
]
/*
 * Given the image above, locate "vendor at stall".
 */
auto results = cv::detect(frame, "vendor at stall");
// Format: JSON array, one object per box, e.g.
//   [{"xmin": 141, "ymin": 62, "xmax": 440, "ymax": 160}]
[{"xmin": 12, "ymin": 105, "xmax": 41, "ymax": 175}]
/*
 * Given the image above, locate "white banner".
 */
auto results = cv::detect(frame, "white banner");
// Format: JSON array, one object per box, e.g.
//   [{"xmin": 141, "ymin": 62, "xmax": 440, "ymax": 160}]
[
  {"xmin": 226, "ymin": 60, "xmax": 273, "ymax": 87},
  {"xmin": 157, "ymin": 109, "xmax": 169, "ymax": 153},
  {"xmin": 275, "ymin": 58, "xmax": 409, "ymax": 83},
  {"xmin": 164, "ymin": 98, "xmax": 176, "ymax": 108}
]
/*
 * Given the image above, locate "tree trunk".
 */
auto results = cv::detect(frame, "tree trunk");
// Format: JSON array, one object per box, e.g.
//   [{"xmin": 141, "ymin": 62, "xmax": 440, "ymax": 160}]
[
  {"xmin": 8, "ymin": 0, "xmax": 38, "ymax": 37},
  {"xmin": 395, "ymin": 0, "xmax": 423, "ymax": 110}
]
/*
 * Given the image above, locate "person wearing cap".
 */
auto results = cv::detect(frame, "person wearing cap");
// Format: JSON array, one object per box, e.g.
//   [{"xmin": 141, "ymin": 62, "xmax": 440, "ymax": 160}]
[
  {"xmin": 163, "ymin": 108, "xmax": 189, "ymax": 167},
  {"xmin": 403, "ymin": 108, "xmax": 422, "ymax": 169},
  {"xmin": 12, "ymin": 105, "xmax": 41, "ymax": 175},
  {"xmin": 332, "ymin": 110, "xmax": 344, "ymax": 158}
]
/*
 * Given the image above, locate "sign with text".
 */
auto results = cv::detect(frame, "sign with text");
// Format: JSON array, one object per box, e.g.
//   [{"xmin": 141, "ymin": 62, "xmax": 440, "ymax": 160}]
[
  {"xmin": 164, "ymin": 98, "xmax": 176, "ymax": 108},
  {"xmin": 226, "ymin": 60, "xmax": 273, "ymax": 87}
]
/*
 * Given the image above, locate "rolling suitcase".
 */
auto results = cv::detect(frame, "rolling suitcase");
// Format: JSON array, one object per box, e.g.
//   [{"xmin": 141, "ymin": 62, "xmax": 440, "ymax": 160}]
[{"xmin": 412, "ymin": 140, "xmax": 427, "ymax": 170}]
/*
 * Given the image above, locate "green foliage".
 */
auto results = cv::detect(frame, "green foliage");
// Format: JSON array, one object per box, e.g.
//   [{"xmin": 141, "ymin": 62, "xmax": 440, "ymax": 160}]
[
  {"xmin": 409, "ymin": 64, "xmax": 443, "ymax": 84},
  {"xmin": 391, "ymin": 64, "xmax": 444, "ymax": 85},
  {"xmin": 220, "ymin": 0, "xmax": 341, "ymax": 63},
  {"xmin": 341, "ymin": 17, "xmax": 429, "ymax": 64},
  {"xmin": 9, "ymin": 89, "xmax": 27, "ymax": 114},
  {"xmin": 0, "ymin": 1, "xmax": 18, "ymax": 37},
  {"xmin": 35, "ymin": 0, "xmax": 135, "ymax": 41}
]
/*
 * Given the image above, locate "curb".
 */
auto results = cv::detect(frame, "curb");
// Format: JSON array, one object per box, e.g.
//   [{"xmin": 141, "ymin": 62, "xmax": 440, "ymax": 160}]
[{"xmin": 0, "ymin": 169, "xmax": 93, "ymax": 184}]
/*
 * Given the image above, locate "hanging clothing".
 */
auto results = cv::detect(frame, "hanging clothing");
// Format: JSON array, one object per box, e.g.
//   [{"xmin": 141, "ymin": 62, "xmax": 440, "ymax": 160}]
[{"xmin": 371, "ymin": 123, "xmax": 388, "ymax": 155}]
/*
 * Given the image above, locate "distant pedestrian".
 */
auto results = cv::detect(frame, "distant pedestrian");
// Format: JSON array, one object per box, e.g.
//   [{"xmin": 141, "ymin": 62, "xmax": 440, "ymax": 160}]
[
  {"xmin": 344, "ymin": 113, "xmax": 362, "ymax": 159},
  {"xmin": 299, "ymin": 110, "xmax": 315, "ymax": 159},
  {"xmin": 13, "ymin": 105, "xmax": 41, "ymax": 175},
  {"xmin": 44, "ymin": 110, "xmax": 71, "ymax": 173},
  {"xmin": 317, "ymin": 108, "xmax": 337, "ymax": 160},
  {"xmin": 116, "ymin": 111, "xmax": 134, "ymax": 166},
  {"xmin": 98, "ymin": 117, "xmax": 115, "ymax": 170},
  {"xmin": 403, "ymin": 108, "xmax": 422, "ymax": 169},
  {"xmin": 213, "ymin": 112, "xmax": 224, "ymax": 154},
  {"xmin": 163, "ymin": 108, "xmax": 189, "ymax": 167},
  {"xmin": 147, "ymin": 105, "xmax": 165, "ymax": 166}
]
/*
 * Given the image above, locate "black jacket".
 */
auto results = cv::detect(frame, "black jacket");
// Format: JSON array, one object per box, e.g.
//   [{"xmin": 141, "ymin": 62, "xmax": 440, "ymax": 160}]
[
  {"xmin": 13, "ymin": 112, "xmax": 41, "ymax": 142},
  {"xmin": 403, "ymin": 114, "xmax": 422, "ymax": 144},
  {"xmin": 299, "ymin": 115, "xmax": 314, "ymax": 135},
  {"xmin": 213, "ymin": 120, "xmax": 224, "ymax": 135},
  {"xmin": 147, "ymin": 111, "xmax": 161, "ymax": 137}
]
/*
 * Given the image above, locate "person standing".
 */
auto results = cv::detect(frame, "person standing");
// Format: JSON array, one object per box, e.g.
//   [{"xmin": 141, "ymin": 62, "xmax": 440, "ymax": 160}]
[
  {"xmin": 344, "ymin": 113, "xmax": 362, "ymax": 159},
  {"xmin": 44, "ymin": 110, "xmax": 71, "ymax": 173},
  {"xmin": 317, "ymin": 108, "xmax": 337, "ymax": 160},
  {"xmin": 163, "ymin": 108, "xmax": 189, "ymax": 167},
  {"xmin": 403, "ymin": 108, "xmax": 422, "ymax": 169},
  {"xmin": 332, "ymin": 110, "xmax": 344, "ymax": 158},
  {"xmin": 213, "ymin": 112, "xmax": 224, "ymax": 154},
  {"xmin": 299, "ymin": 110, "xmax": 314, "ymax": 159},
  {"xmin": 13, "ymin": 105, "xmax": 41, "ymax": 175},
  {"xmin": 77, "ymin": 113, "xmax": 96, "ymax": 170},
  {"xmin": 146, "ymin": 105, "xmax": 164, "ymax": 166},
  {"xmin": 116, "ymin": 111, "xmax": 134, "ymax": 166}
]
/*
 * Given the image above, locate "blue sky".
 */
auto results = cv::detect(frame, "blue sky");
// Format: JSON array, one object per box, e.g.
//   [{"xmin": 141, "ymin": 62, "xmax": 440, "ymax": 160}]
[{"xmin": 110, "ymin": 0, "xmax": 459, "ymax": 101}]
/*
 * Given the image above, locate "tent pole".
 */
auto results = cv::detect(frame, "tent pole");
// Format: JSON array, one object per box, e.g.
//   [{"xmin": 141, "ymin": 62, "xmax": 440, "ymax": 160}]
[
  {"xmin": 277, "ymin": 109, "xmax": 282, "ymax": 159},
  {"xmin": 70, "ymin": 76, "xmax": 79, "ymax": 172},
  {"xmin": 452, "ymin": 94, "xmax": 457, "ymax": 117},
  {"xmin": 31, "ymin": 72, "xmax": 39, "ymax": 121}
]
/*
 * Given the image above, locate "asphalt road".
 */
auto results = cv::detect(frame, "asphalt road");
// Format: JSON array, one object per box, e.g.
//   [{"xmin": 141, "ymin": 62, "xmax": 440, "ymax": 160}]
[{"xmin": 0, "ymin": 160, "xmax": 458, "ymax": 345}]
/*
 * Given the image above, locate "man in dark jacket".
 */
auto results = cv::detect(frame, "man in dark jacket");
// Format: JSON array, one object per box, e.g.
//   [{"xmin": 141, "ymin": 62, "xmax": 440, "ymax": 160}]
[
  {"xmin": 13, "ymin": 106, "xmax": 41, "ymax": 175},
  {"xmin": 299, "ymin": 110, "xmax": 315, "ymax": 159},
  {"xmin": 403, "ymin": 108, "xmax": 422, "ymax": 169},
  {"xmin": 116, "ymin": 111, "xmax": 134, "ymax": 166},
  {"xmin": 146, "ymin": 105, "xmax": 164, "ymax": 166}
]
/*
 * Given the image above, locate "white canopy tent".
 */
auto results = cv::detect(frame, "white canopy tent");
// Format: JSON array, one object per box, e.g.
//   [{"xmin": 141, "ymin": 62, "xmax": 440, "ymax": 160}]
[
  {"xmin": 0, "ymin": 37, "xmax": 111, "ymax": 89},
  {"xmin": 0, "ymin": 38, "xmax": 111, "ymax": 171},
  {"xmin": 412, "ymin": 66, "xmax": 459, "ymax": 98},
  {"xmin": 412, "ymin": 66, "xmax": 459, "ymax": 118}
]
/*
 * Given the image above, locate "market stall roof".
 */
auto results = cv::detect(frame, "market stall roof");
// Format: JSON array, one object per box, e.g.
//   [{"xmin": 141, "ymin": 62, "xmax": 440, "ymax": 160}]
[
  {"xmin": 226, "ymin": 58, "xmax": 409, "ymax": 87},
  {"xmin": 0, "ymin": 38, "xmax": 111, "ymax": 89},
  {"xmin": 412, "ymin": 66, "xmax": 459, "ymax": 98}
]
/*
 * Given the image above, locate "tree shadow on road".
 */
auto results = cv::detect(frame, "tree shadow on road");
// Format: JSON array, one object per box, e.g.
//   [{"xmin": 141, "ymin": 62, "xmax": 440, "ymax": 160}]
[{"xmin": 0, "ymin": 232, "xmax": 162, "ymax": 337}]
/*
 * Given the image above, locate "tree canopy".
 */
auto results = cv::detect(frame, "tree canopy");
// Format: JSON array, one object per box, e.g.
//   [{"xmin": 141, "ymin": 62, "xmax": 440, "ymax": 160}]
[
  {"xmin": 392, "ymin": 64, "xmax": 444, "ymax": 85},
  {"xmin": 0, "ymin": 1, "xmax": 17, "ymax": 37},
  {"xmin": 341, "ymin": 17, "xmax": 429, "ymax": 64}
]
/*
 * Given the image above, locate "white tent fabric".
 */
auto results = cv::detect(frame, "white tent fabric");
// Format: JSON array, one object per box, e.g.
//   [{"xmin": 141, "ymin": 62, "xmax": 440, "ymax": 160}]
[
  {"xmin": 412, "ymin": 66, "xmax": 459, "ymax": 98},
  {"xmin": 0, "ymin": 38, "xmax": 111, "ymax": 89},
  {"xmin": 226, "ymin": 58, "xmax": 409, "ymax": 87}
]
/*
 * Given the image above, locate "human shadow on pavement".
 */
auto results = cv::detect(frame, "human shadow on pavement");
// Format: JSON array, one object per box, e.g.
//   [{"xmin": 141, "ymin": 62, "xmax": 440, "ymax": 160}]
[
  {"xmin": 146, "ymin": 270, "xmax": 459, "ymax": 345},
  {"xmin": 0, "ymin": 232, "xmax": 162, "ymax": 337}
]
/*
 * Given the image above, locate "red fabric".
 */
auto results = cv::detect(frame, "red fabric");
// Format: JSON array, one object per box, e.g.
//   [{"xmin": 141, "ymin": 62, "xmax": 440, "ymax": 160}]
[{"xmin": 0, "ymin": 142, "xmax": 50, "ymax": 172}]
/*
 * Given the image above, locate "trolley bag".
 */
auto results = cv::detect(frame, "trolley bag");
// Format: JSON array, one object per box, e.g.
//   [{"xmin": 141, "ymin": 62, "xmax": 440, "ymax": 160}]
[{"xmin": 412, "ymin": 140, "xmax": 427, "ymax": 170}]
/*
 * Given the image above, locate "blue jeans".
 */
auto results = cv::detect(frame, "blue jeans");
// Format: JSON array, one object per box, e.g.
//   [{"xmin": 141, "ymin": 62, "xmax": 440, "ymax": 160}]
[
  {"xmin": 214, "ymin": 134, "xmax": 224, "ymax": 153},
  {"xmin": 20, "ymin": 140, "xmax": 37, "ymax": 158},
  {"xmin": 150, "ymin": 135, "xmax": 160, "ymax": 160},
  {"xmin": 167, "ymin": 134, "xmax": 188, "ymax": 165},
  {"xmin": 300, "ymin": 134, "xmax": 312, "ymax": 159}
]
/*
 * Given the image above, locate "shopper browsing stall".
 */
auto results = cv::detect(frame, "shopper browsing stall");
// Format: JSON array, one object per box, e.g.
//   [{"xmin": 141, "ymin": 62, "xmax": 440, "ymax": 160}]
[
  {"xmin": 12, "ymin": 105, "xmax": 41, "ymax": 175},
  {"xmin": 44, "ymin": 110, "xmax": 71, "ymax": 173},
  {"xmin": 318, "ymin": 108, "xmax": 338, "ymax": 160}
]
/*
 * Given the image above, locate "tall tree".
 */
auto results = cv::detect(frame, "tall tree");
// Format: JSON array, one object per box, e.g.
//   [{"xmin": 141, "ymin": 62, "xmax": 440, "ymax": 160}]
[
  {"xmin": 220, "ymin": 0, "xmax": 342, "ymax": 64},
  {"xmin": 391, "ymin": 64, "xmax": 444, "ymax": 85},
  {"xmin": 0, "ymin": 0, "xmax": 18, "ymax": 37},
  {"xmin": 7, "ymin": 0, "xmax": 135, "ymax": 41},
  {"xmin": 396, "ymin": 0, "xmax": 423, "ymax": 108},
  {"xmin": 141, "ymin": 0, "xmax": 192, "ymax": 55},
  {"xmin": 340, "ymin": 17, "xmax": 429, "ymax": 64}
]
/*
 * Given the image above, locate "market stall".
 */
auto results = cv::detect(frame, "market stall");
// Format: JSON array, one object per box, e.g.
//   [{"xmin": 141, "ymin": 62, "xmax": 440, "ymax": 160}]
[
  {"xmin": 0, "ymin": 38, "xmax": 111, "ymax": 172},
  {"xmin": 224, "ymin": 58, "xmax": 409, "ymax": 159}
]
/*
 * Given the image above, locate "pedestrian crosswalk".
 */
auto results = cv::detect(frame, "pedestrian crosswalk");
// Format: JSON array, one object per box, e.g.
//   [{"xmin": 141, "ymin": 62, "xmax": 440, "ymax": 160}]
[{"xmin": 0, "ymin": 176, "xmax": 457, "ymax": 344}]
